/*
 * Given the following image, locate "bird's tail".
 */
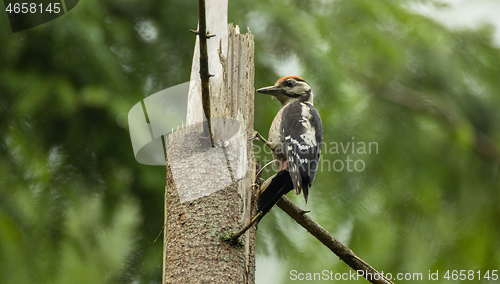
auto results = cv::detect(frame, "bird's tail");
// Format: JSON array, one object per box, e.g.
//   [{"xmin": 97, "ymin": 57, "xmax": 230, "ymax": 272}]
[{"xmin": 257, "ymin": 170, "xmax": 294, "ymax": 215}]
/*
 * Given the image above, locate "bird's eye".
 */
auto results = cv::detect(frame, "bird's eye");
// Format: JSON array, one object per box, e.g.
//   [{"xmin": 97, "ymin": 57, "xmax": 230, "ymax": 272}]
[{"xmin": 285, "ymin": 80, "xmax": 294, "ymax": 87}]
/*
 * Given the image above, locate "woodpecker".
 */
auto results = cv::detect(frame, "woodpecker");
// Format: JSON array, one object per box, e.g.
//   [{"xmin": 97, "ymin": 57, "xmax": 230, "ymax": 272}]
[{"xmin": 254, "ymin": 76, "xmax": 323, "ymax": 216}]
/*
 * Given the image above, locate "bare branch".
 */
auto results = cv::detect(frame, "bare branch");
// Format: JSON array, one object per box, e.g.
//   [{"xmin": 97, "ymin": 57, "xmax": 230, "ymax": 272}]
[
  {"xmin": 277, "ymin": 196, "xmax": 395, "ymax": 284},
  {"xmin": 196, "ymin": 0, "xmax": 214, "ymax": 145}
]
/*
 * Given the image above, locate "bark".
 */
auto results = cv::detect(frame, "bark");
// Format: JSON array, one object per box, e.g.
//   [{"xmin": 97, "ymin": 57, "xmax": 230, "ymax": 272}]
[{"xmin": 162, "ymin": 15, "xmax": 256, "ymax": 284}]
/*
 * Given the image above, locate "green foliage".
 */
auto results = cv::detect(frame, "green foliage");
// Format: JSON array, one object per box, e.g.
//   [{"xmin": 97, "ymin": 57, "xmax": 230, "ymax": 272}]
[
  {"xmin": 0, "ymin": 0, "xmax": 196, "ymax": 282},
  {"xmin": 235, "ymin": 0, "xmax": 500, "ymax": 282},
  {"xmin": 1, "ymin": 0, "xmax": 499, "ymax": 283}
]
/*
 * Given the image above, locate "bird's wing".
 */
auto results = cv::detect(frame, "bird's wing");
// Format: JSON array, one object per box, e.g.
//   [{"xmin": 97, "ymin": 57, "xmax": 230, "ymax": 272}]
[{"xmin": 280, "ymin": 102, "xmax": 323, "ymax": 203}]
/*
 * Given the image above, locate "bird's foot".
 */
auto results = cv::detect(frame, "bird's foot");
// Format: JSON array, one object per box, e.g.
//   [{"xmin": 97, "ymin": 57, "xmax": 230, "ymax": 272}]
[{"xmin": 249, "ymin": 130, "xmax": 262, "ymax": 141}]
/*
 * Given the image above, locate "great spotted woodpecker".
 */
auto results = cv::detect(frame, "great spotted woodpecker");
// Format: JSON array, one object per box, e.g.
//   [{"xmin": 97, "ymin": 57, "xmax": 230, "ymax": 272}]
[{"xmin": 254, "ymin": 76, "xmax": 323, "ymax": 216}]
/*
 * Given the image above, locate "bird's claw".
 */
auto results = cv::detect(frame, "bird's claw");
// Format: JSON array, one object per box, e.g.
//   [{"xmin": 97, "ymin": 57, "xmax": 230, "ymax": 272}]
[{"xmin": 248, "ymin": 131, "xmax": 259, "ymax": 141}]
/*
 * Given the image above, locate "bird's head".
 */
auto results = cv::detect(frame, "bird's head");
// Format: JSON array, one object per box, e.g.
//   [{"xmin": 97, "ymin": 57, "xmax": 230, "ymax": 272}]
[{"xmin": 257, "ymin": 76, "xmax": 313, "ymax": 106}]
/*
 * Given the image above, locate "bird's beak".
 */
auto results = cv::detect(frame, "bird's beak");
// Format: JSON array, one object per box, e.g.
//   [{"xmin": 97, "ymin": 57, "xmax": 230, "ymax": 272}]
[{"xmin": 256, "ymin": 86, "xmax": 281, "ymax": 95}]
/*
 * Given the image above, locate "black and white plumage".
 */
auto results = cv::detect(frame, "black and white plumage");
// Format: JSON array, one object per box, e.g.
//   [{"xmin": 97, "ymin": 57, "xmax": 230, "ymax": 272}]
[
  {"xmin": 281, "ymin": 101, "xmax": 322, "ymax": 202},
  {"xmin": 255, "ymin": 76, "xmax": 323, "ymax": 215}
]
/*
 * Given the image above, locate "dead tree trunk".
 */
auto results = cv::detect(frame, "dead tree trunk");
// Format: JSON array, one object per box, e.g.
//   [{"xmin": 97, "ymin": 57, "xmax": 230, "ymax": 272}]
[{"xmin": 162, "ymin": 0, "xmax": 256, "ymax": 281}]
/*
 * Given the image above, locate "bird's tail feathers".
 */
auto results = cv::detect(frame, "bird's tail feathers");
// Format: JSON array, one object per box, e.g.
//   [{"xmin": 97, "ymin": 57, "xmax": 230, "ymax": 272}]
[
  {"xmin": 302, "ymin": 183, "xmax": 310, "ymax": 204},
  {"xmin": 257, "ymin": 170, "xmax": 294, "ymax": 215}
]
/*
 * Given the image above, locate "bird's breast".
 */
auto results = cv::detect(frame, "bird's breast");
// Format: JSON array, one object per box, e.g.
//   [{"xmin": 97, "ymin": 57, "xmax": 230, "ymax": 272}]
[{"xmin": 269, "ymin": 107, "xmax": 287, "ymax": 163}]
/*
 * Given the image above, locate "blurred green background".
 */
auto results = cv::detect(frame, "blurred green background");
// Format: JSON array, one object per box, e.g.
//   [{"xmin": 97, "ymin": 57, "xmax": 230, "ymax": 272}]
[{"xmin": 1, "ymin": 0, "xmax": 499, "ymax": 283}]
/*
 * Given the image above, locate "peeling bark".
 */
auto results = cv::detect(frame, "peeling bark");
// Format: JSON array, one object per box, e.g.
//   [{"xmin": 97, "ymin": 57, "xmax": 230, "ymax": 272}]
[{"xmin": 163, "ymin": 22, "xmax": 256, "ymax": 284}]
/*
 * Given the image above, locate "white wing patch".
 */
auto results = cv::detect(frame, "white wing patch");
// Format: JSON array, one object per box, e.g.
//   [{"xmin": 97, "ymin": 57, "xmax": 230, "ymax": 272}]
[
  {"xmin": 299, "ymin": 103, "xmax": 317, "ymax": 146},
  {"xmin": 286, "ymin": 136, "xmax": 313, "ymax": 151}
]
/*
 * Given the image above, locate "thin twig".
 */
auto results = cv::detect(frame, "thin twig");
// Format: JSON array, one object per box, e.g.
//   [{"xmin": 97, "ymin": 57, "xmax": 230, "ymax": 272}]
[
  {"xmin": 197, "ymin": 0, "xmax": 214, "ymax": 146},
  {"xmin": 230, "ymin": 159, "xmax": 265, "ymax": 241},
  {"xmin": 256, "ymin": 159, "xmax": 276, "ymax": 178},
  {"xmin": 231, "ymin": 211, "xmax": 263, "ymax": 240},
  {"xmin": 277, "ymin": 196, "xmax": 395, "ymax": 284}
]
